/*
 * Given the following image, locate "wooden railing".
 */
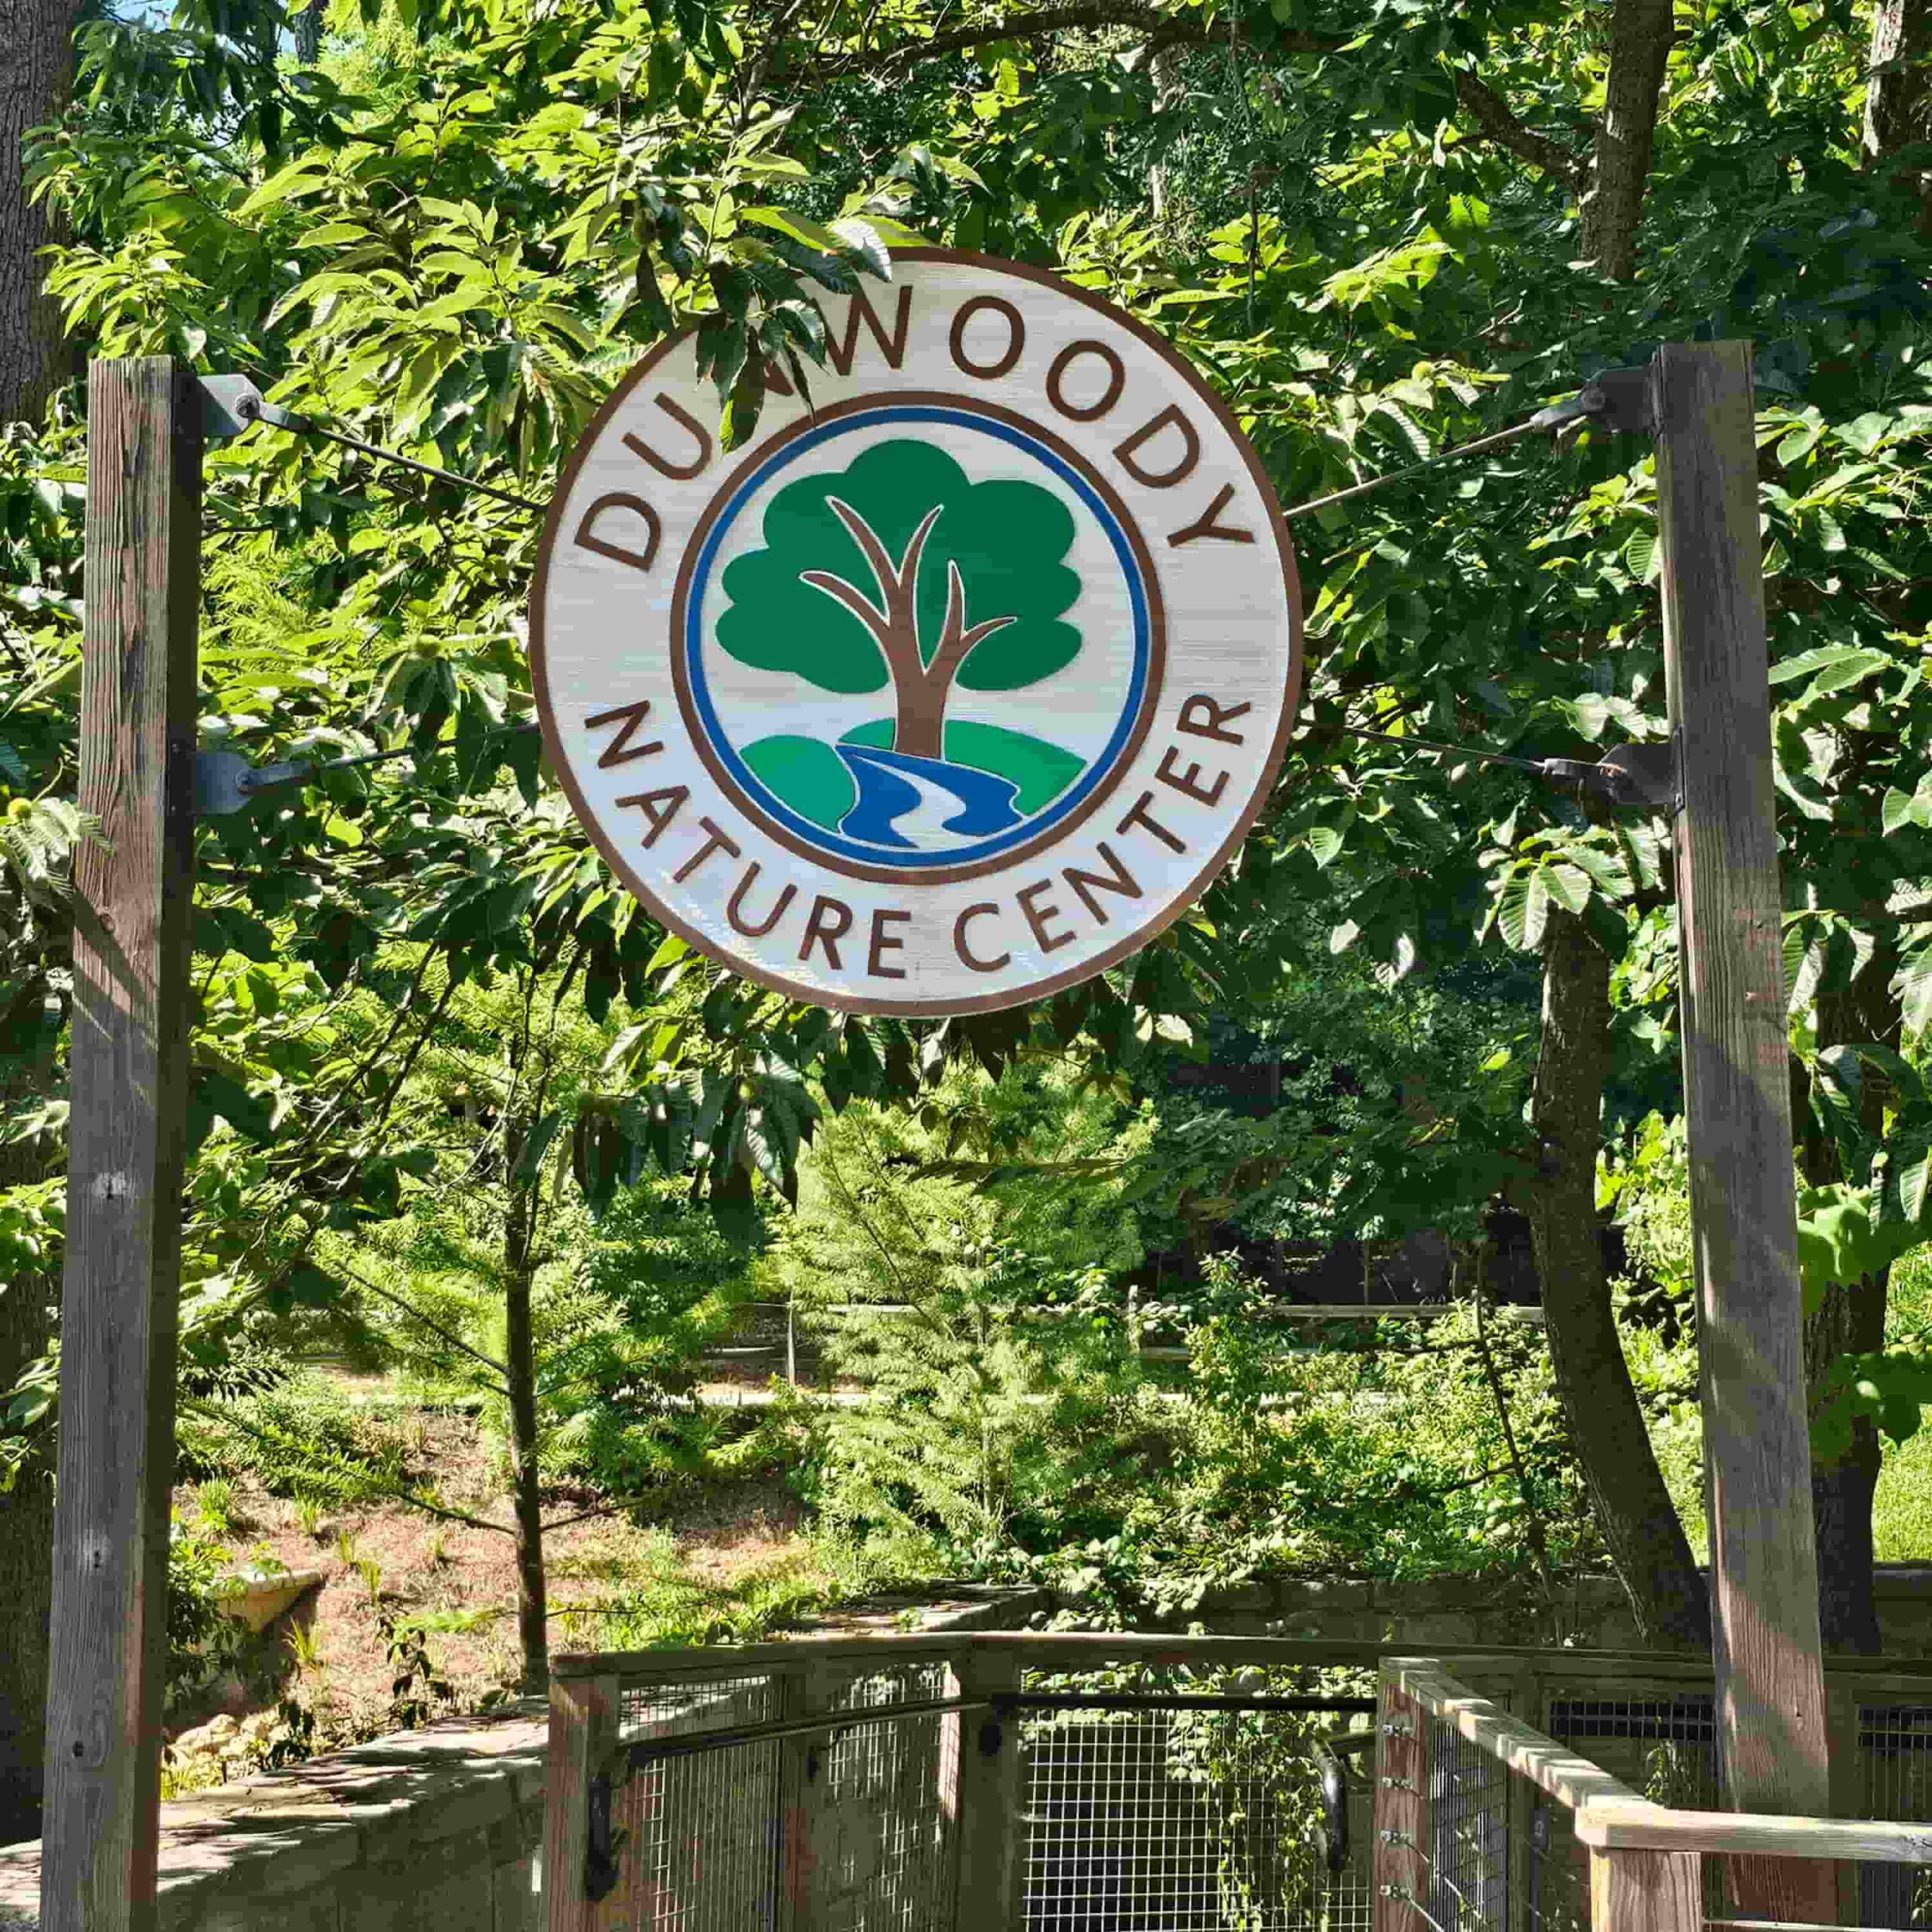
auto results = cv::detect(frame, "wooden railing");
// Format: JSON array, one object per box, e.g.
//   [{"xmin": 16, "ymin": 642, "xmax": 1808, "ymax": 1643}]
[
  {"xmin": 1377, "ymin": 1656, "xmax": 1932, "ymax": 1931},
  {"xmin": 544, "ymin": 1629, "xmax": 1396, "ymax": 1931},
  {"xmin": 543, "ymin": 1634, "xmax": 1932, "ymax": 1930}
]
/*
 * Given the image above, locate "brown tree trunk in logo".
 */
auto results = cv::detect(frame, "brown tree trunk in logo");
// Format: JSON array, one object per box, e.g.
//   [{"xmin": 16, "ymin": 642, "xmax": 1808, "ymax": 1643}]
[{"xmin": 801, "ymin": 497, "xmax": 1016, "ymax": 762}]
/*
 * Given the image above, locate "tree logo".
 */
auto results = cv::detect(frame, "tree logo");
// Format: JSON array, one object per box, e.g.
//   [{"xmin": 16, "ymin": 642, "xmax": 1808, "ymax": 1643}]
[
  {"xmin": 533, "ymin": 249, "xmax": 1303, "ymax": 1017},
  {"xmin": 678, "ymin": 401, "xmax": 1159, "ymax": 878}
]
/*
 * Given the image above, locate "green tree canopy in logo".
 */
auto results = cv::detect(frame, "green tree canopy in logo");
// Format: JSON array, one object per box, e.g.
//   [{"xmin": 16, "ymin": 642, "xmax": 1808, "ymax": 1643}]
[{"xmin": 715, "ymin": 440, "xmax": 1084, "ymax": 766}]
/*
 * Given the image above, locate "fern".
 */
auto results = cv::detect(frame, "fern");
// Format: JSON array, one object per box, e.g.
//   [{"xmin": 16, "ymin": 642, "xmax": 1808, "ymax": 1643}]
[{"xmin": 0, "ymin": 796, "xmax": 99, "ymax": 906}]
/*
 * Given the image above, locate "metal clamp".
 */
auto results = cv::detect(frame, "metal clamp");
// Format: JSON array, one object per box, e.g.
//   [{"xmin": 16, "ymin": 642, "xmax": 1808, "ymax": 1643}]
[
  {"xmin": 197, "ymin": 374, "xmax": 306, "ymax": 441},
  {"xmin": 1575, "ymin": 365, "xmax": 1653, "ymax": 435},
  {"xmin": 1540, "ymin": 735, "xmax": 1681, "ymax": 814},
  {"xmin": 584, "ymin": 1771, "xmax": 625, "ymax": 1903},
  {"xmin": 1313, "ymin": 1742, "xmax": 1349, "ymax": 1876}
]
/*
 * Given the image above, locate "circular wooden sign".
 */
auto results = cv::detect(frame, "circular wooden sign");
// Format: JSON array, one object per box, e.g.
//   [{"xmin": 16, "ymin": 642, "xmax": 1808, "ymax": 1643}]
[{"xmin": 532, "ymin": 249, "xmax": 1302, "ymax": 1015}]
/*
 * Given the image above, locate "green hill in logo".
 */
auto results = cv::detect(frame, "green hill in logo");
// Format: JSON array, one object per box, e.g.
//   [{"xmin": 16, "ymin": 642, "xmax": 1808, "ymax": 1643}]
[
  {"xmin": 715, "ymin": 439, "xmax": 1090, "ymax": 843},
  {"xmin": 742, "ymin": 720, "xmax": 1086, "ymax": 835}
]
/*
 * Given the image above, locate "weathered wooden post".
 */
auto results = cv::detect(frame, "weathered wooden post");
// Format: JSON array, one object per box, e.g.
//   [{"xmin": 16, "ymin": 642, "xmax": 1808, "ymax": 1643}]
[
  {"xmin": 1652, "ymin": 340, "xmax": 1835, "ymax": 1921},
  {"xmin": 946, "ymin": 1646, "xmax": 1024, "ymax": 1930},
  {"xmin": 38, "ymin": 358, "xmax": 201, "ymax": 1931},
  {"xmin": 542, "ymin": 1666, "xmax": 620, "ymax": 1932}
]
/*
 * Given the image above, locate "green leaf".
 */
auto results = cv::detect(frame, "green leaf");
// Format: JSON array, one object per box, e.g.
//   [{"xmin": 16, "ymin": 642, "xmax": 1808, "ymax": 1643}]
[
  {"xmin": 1769, "ymin": 643, "xmax": 1889, "ymax": 691},
  {"xmin": 236, "ymin": 161, "xmax": 331, "ymax": 217},
  {"xmin": 742, "ymin": 207, "xmax": 848, "ymax": 255},
  {"xmin": 513, "ymin": 1109, "xmax": 563, "ymax": 1182},
  {"xmin": 1896, "ymin": 946, "xmax": 1932, "ymax": 1037},
  {"xmin": 829, "ymin": 218, "xmax": 891, "ymax": 279},
  {"xmin": 647, "ymin": 932, "xmax": 690, "ymax": 973}
]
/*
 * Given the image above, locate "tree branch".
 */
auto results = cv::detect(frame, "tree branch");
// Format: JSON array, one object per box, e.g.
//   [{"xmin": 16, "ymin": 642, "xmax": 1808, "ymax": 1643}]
[
  {"xmin": 926, "ymin": 558, "xmax": 1017, "ymax": 694},
  {"xmin": 181, "ymin": 1398, "xmax": 515, "ymax": 1537},
  {"xmin": 838, "ymin": 5, "xmax": 1343, "ymax": 72},
  {"xmin": 1577, "ymin": 0, "xmax": 1675, "ymax": 278},
  {"xmin": 801, "ymin": 568, "xmax": 892, "ymax": 639},
  {"xmin": 825, "ymin": 494, "xmax": 909, "ymax": 611},
  {"xmin": 1453, "ymin": 72, "xmax": 1586, "ymax": 190},
  {"xmin": 537, "ymin": 1503, "xmax": 629, "ymax": 1534},
  {"xmin": 336, "ymin": 1260, "xmax": 512, "ymax": 1389}
]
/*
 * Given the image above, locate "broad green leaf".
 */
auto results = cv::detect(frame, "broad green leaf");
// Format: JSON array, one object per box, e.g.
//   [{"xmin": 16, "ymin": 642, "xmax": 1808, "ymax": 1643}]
[{"xmin": 742, "ymin": 207, "xmax": 847, "ymax": 255}]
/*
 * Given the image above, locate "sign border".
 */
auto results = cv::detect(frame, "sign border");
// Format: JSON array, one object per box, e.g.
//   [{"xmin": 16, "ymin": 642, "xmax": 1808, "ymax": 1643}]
[{"xmin": 529, "ymin": 245, "xmax": 1305, "ymax": 1019}]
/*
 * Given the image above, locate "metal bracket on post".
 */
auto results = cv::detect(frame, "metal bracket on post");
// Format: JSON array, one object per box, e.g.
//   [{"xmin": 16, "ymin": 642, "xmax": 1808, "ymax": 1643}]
[
  {"xmin": 1539, "ymin": 736, "xmax": 1681, "ymax": 813},
  {"xmin": 1575, "ymin": 365, "xmax": 1654, "ymax": 436},
  {"xmin": 583, "ymin": 1770, "xmax": 623, "ymax": 1903},
  {"xmin": 193, "ymin": 747, "xmax": 313, "ymax": 817},
  {"xmin": 1598, "ymin": 737, "xmax": 1681, "ymax": 812},
  {"xmin": 197, "ymin": 374, "xmax": 304, "ymax": 441}
]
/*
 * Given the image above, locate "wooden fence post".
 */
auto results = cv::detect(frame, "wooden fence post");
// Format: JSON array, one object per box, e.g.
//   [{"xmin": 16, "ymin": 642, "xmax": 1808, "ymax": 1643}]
[
  {"xmin": 946, "ymin": 1647, "xmax": 1024, "ymax": 1931},
  {"xmin": 1371, "ymin": 1673, "xmax": 1429, "ymax": 1932},
  {"xmin": 38, "ymin": 358, "xmax": 202, "ymax": 1932},
  {"xmin": 1651, "ymin": 339, "xmax": 1835, "ymax": 1923},
  {"xmin": 1589, "ymin": 1847, "xmax": 1704, "ymax": 1930},
  {"xmin": 774, "ymin": 1658, "xmax": 835, "ymax": 1930},
  {"xmin": 543, "ymin": 1671, "xmax": 620, "ymax": 1932}
]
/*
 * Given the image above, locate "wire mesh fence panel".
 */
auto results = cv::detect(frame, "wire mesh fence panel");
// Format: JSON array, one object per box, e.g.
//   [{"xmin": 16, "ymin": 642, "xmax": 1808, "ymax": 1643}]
[
  {"xmin": 1535, "ymin": 1691, "xmax": 1720, "ymax": 1932},
  {"xmin": 608, "ymin": 1674, "xmax": 785, "ymax": 1931},
  {"xmin": 1019, "ymin": 1666, "xmax": 1374, "ymax": 1931},
  {"xmin": 814, "ymin": 1666, "xmax": 959, "ymax": 1932},
  {"xmin": 1857, "ymin": 1703, "xmax": 1932, "ymax": 1929},
  {"xmin": 621, "ymin": 1672, "xmax": 784, "ymax": 1742},
  {"xmin": 1417, "ymin": 1708, "xmax": 1509, "ymax": 1932}
]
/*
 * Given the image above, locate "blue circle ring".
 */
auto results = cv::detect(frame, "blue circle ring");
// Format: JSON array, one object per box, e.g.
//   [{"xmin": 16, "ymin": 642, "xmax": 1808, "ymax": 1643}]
[{"xmin": 678, "ymin": 401, "xmax": 1157, "ymax": 875}]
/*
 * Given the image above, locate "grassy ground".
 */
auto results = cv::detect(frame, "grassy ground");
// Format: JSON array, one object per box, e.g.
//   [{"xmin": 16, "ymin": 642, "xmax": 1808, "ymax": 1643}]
[
  {"xmin": 1875, "ymin": 1247, "xmax": 1932, "ymax": 1562},
  {"xmin": 1656, "ymin": 1247, "xmax": 1932, "ymax": 1566}
]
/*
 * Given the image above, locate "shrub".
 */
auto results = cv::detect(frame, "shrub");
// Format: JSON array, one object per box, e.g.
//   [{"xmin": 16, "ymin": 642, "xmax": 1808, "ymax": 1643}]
[
  {"xmin": 165, "ymin": 1515, "xmax": 247, "ymax": 1706},
  {"xmin": 205, "ymin": 1369, "xmax": 420, "ymax": 1507}
]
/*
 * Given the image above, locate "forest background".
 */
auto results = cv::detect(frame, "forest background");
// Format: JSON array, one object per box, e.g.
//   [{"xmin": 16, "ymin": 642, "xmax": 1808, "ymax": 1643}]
[{"xmin": 3, "ymin": 0, "xmax": 1932, "ymax": 1851}]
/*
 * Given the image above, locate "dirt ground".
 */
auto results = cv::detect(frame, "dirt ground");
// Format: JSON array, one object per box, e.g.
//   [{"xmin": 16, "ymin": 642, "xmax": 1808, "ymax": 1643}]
[{"xmin": 166, "ymin": 1400, "xmax": 817, "ymax": 1748}]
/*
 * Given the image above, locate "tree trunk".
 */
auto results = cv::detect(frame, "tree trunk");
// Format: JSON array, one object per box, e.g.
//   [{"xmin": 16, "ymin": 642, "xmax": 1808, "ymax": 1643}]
[
  {"xmin": 0, "ymin": 0, "xmax": 73, "ymax": 424},
  {"xmin": 1148, "ymin": 43, "xmax": 1183, "ymax": 222},
  {"xmin": 501, "ymin": 1116, "xmax": 548, "ymax": 1694},
  {"xmin": 1798, "ymin": 952, "xmax": 1899, "ymax": 1653},
  {"xmin": 1528, "ymin": 909, "xmax": 1711, "ymax": 1647},
  {"xmin": 0, "ymin": 1048, "xmax": 57, "ymax": 1846},
  {"xmin": 0, "ymin": 1257, "xmax": 53, "ymax": 1846},
  {"xmin": 1864, "ymin": 0, "xmax": 1932, "ymax": 233},
  {"xmin": 1577, "ymin": 0, "xmax": 1675, "ymax": 279},
  {"xmin": 1519, "ymin": 0, "xmax": 1700, "ymax": 1645},
  {"xmin": 293, "ymin": 2, "xmax": 321, "ymax": 63},
  {"xmin": 891, "ymin": 666, "xmax": 946, "ymax": 761}
]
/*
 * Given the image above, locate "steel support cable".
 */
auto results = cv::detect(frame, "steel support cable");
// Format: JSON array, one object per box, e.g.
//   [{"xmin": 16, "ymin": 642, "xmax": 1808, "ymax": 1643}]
[
  {"xmin": 1280, "ymin": 370, "xmax": 1646, "ymax": 522},
  {"xmin": 195, "ymin": 371, "xmax": 1660, "ymax": 803},
  {"xmin": 195, "ymin": 718, "xmax": 540, "ymax": 814},
  {"xmin": 203, "ymin": 368, "xmax": 1646, "ymax": 528},
  {"xmin": 283, "ymin": 413, "xmax": 549, "ymax": 514},
  {"xmin": 198, "ymin": 374, "xmax": 547, "ymax": 512},
  {"xmin": 1309, "ymin": 721, "xmax": 1549, "ymax": 776}
]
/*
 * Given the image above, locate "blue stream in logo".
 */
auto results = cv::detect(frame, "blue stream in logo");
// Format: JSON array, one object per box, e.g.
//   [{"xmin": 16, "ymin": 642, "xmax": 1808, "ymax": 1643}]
[
  {"xmin": 835, "ymin": 744, "xmax": 1026, "ymax": 849},
  {"xmin": 685, "ymin": 405, "xmax": 1151, "ymax": 871}
]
